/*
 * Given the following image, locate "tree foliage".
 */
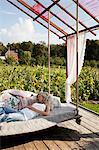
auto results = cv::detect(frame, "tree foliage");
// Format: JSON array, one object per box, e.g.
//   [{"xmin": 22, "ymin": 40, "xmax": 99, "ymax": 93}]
[
  {"xmin": 0, "ymin": 43, "xmax": 7, "ymax": 55},
  {"xmin": 0, "ymin": 39, "xmax": 98, "ymax": 66},
  {"xmin": 85, "ymin": 39, "xmax": 99, "ymax": 60}
]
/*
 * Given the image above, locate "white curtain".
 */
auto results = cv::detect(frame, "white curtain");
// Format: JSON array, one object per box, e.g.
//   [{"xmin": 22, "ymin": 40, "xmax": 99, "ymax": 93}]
[{"xmin": 66, "ymin": 32, "xmax": 86, "ymax": 103}]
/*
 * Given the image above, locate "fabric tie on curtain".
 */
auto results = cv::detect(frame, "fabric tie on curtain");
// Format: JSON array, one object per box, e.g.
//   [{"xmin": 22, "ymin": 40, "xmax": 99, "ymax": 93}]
[{"xmin": 66, "ymin": 32, "xmax": 86, "ymax": 103}]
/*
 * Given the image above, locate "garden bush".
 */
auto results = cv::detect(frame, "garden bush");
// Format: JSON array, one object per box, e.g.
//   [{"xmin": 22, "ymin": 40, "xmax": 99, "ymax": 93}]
[
  {"xmin": 72, "ymin": 67, "xmax": 99, "ymax": 102},
  {"xmin": 84, "ymin": 60, "xmax": 99, "ymax": 68}
]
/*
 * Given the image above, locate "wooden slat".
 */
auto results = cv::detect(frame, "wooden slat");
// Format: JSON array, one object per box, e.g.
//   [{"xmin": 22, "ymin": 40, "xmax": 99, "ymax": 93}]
[
  {"xmin": 65, "ymin": 141, "xmax": 84, "ymax": 150},
  {"xmin": 72, "ymin": 120, "xmax": 99, "ymax": 147},
  {"xmin": 43, "ymin": 140, "xmax": 61, "ymax": 150},
  {"xmin": 81, "ymin": 117, "xmax": 99, "ymax": 131},
  {"xmin": 60, "ymin": 120, "xmax": 99, "ymax": 150},
  {"xmin": 33, "ymin": 141, "xmax": 49, "ymax": 150},
  {"xmin": 24, "ymin": 142, "xmax": 37, "ymax": 150},
  {"xmin": 14, "ymin": 144, "xmax": 25, "ymax": 150},
  {"xmin": 79, "ymin": 108, "xmax": 99, "ymax": 133},
  {"xmin": 47, "ymin": 126, "xmax": 84, "ymax": 150},
  {"xmin": 54, "ymin": 140, "xmax": 71, "ymax": 150},
  {"xmin": 79, "ymin": 108, "xmax": 99, "ymax": 122},
  {"xmin": 81, "ymin": 121, "xmax": 99, "ymax": 136}
]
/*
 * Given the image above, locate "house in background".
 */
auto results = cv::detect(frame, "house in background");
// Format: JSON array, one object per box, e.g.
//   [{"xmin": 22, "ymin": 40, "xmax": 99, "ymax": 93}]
[{"xmin": 5, "ymin": 47, "xmax": 19, "ymax": 61}]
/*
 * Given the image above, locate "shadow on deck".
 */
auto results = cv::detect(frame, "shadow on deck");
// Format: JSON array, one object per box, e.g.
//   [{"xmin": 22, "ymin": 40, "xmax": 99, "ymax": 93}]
[
  {"xmin": 1, "ymin": 125, "xmax": 79, "ymax": 149},
  {"xmin": 1, "ymin": 125, "xmax": 99, "ymax": 149}
]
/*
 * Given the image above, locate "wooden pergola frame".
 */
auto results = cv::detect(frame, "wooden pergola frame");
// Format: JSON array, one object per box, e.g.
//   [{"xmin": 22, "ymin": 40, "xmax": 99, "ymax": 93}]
[
  {"xmin": 73, "ymin": 0, "xmax": 99, "ymax": 24},
  {"xmin": 7, "ymin": 0, "xmax": 65, "ymax": 41},
  {"xmin": 34, "ymin": 0, "xmax": 76, "ymax": 32},
  {"xmin": 60, "ymin": 24, "xmax": 99, "ymax": 39},
  {"xmin": 7, "ymin": 0, "xmax": 99, "ymax": 38},
  {"xmin": 17, "ymin": 0, "xmax": 68, "ymax": 36},
  {"xmin": 33, "ymin": 0, "xmax": 60, "ymax": 21},
  {"xmin": 6, "ymin": 0, "xmax": 99, "ymax": 114}
]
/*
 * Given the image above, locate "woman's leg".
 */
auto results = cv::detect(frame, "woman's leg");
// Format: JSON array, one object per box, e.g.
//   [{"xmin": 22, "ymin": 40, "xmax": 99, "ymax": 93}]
[
  {"xmin": 0, "ymin": 107, "xmax": 5, "ymax": 115},
  {"xmin": 3, "ymin": 107, "xmax": 17, "ymax": 114}
]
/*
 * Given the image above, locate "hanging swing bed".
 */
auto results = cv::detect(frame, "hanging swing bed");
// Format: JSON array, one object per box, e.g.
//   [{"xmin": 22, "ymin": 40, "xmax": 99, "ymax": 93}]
[{"xmin": 0, "ymin": 0, "xmax": 99, "ymax": 136}]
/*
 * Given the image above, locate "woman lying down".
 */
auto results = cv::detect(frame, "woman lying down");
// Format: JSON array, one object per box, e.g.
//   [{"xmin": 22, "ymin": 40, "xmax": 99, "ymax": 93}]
[{"xmin": 0, "ymin": 92, "xmax": 51, "ymax": 122}]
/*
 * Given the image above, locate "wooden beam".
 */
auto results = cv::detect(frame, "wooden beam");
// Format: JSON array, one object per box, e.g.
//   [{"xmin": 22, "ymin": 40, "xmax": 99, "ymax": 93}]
[
  {"xmin": 51, "ymin": 0, "xmax": 96, "ymax": 36},
  {"xmin": 33, "ymin": 0, "xmax": 60, "ymax": 21},
  {"xmin": 34, "ymin": 0, "xmax": 76, "ymax": 32},
  {"xmin": 7, "ymin": 0, "xmax": 65, "ymax": 41},
  {"xmin": 17, "ymin": 0, "xmax": 68, "ymax": 36},
  {"xmin": 60, "ymin": 24, "xmax": 99, "ymax": 38},
  {"xmin": 72, "ymin": 0, "xmax": 99, "ymax": 24}
]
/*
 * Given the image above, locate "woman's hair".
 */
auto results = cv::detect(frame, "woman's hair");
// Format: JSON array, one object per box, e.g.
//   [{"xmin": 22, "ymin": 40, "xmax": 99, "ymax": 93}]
[
  {"xmin": 37, "ymin": 92, "xmax": 49, "ymax": 103},
  {"xmin": 36, "ymin": 92, "xmax": 54, "ymax": 110}
]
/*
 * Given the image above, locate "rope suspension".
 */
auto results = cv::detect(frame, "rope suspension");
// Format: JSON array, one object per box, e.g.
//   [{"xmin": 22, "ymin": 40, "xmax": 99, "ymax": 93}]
[
  {"xmin": 48, "ymin": 10, "xmax": 51, "ymax": 94},
  {"xmin": 76, "ymin": 0, "xmax": 79, "ymax": 114}
]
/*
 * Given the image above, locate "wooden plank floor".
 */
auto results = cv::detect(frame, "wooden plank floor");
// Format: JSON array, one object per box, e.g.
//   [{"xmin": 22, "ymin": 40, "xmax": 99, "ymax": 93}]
[{"xmin": 1, "ymin": 107, "xmax": 99, "ymax": 150}]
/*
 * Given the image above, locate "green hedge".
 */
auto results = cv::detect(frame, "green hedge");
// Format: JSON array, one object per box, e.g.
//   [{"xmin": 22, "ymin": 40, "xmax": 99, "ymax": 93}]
[{"xmin": 0, "ymin": 65, "xmax": 99, "ymax": 102}]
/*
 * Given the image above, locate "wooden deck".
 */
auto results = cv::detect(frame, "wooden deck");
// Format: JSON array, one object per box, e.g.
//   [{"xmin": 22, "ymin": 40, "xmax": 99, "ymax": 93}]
[{"xmin": 1, "ymin": 107, "xmax": 99, "ymax": 150}]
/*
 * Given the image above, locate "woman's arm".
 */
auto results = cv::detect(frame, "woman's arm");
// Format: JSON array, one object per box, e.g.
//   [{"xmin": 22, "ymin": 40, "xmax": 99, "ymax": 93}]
[{"xmin": 26, "ymin": 104, "xmax": 50, "ymax": 116}]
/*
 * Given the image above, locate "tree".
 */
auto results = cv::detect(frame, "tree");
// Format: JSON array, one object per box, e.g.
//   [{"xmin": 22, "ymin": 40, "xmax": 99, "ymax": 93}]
[
  {"xmin": 50, "ymin": 44, "xmax": 66, "ymax": 58},
  {"xmin": 19, "ymin": 50, "xmax": 31, "ymax": 65},
  {"xmin": 33, "ymin": 43, "xmax": 47, "ymax": 57},
  {"xmin": 0, "ymin": 43, "xmax": 7, "ymax": 55},
  {"xmin": 85, "ymin": 39, "xmax": 99, "ymax": 60},
  {"xmin": 20, "ymin": 41, "xmax": 33, "ymax": 52},
  {"xmin": 6, "ymin": 42, "xmax": 21, "ymax": 51}
]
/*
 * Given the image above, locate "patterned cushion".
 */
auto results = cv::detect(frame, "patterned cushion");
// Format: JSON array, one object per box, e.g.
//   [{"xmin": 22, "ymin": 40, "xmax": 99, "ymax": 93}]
[{"xmin": 0, "ymin": 93, "xmax": 20, "ymax": 109}]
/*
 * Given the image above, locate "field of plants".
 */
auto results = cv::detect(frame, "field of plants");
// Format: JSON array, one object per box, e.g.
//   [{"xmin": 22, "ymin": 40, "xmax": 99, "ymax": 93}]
[{"xmin": 0, "ymin": 65, "xmax": 99, "ymax": 112}]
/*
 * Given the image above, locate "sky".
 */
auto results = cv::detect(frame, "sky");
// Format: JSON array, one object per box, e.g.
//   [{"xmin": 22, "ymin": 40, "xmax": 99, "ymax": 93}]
[{"xmin": 0, "ymin": 0, "xmax": 99, "ymax": 45}]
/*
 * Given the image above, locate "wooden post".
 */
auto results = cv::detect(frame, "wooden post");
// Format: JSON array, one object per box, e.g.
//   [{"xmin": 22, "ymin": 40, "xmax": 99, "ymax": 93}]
[
  {"xmin": 48, "ymin": 10, "xmax": 50, "ymax": 94},
  {"xmin": 76, "ymin": 0, "xmax": 79, "ymax": 113}
]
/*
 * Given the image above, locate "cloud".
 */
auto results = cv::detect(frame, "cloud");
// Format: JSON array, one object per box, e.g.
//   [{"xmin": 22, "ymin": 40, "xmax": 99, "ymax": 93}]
[
  {"xmin": 0, "ymin": 17, "xmax": 64, "ymax": 45},
  {"xmin": 0, "ymin": 18, "xmax": 34, "ymax": 44},
  {"xmin": 33, "ymin": 32, "xmax": 63, "ymax": 44},
  {"xmin": 0, "ymin": 10, "xmax": 16, "ymax": 15}
]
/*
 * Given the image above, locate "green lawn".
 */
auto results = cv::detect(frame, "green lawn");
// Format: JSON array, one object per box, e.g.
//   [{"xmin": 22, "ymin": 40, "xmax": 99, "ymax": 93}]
[{"xmin": 80, "ymin": 102, "xmax": 99, "ymax": 114}]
